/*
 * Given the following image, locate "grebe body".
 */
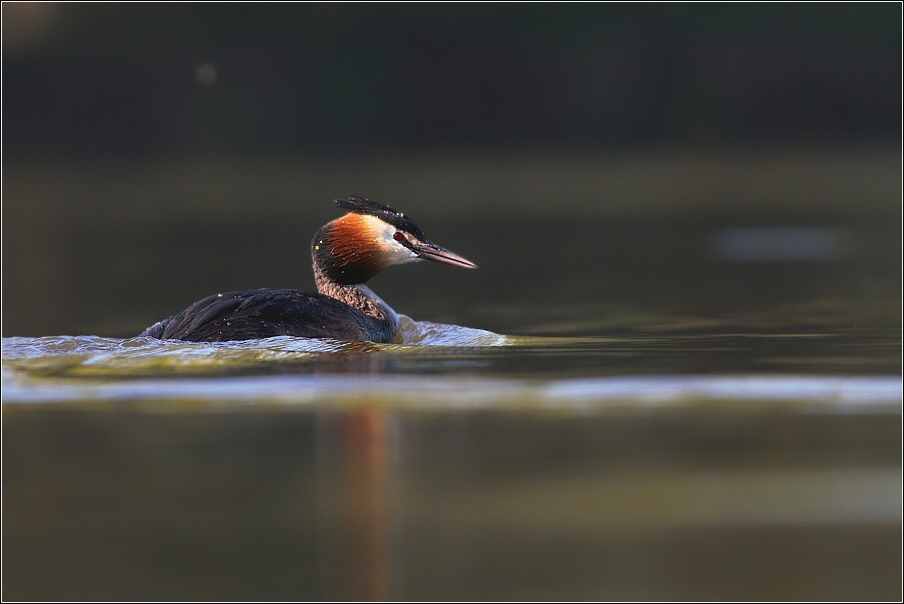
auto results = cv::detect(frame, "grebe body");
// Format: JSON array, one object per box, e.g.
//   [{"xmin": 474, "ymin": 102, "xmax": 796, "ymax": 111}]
[{"xmin": 140, "ymin": 197, "xmax": 476, "ymax": 343}]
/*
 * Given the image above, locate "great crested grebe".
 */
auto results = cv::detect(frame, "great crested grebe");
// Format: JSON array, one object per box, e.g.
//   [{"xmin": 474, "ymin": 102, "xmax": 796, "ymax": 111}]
[{"xmin": 139, "ymin": 196, "xmax": 477, "ymax": 343}]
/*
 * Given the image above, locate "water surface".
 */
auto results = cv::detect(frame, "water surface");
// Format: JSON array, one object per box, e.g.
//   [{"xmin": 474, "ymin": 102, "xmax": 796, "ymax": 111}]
[
  {"xmin": 4, "ymin": 311, "xmax": 901, "ymax": 600},
  {"xmin": 3, "ymin": 161, "xmax": 901, "ymax": 599}
]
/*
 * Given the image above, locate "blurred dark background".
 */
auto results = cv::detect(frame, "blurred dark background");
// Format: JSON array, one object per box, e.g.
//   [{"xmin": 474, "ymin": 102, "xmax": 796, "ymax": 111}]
[
  {"xmin": 5, "ymin": 8, "xmax": 901, "ymax": 601},
  {"xmin": 4, "ymin": 3, "xmax": 900, "ymax": 156},
  {"xmin": 2, "ymin": 2, "xmax": 901, "ymax": 336}
]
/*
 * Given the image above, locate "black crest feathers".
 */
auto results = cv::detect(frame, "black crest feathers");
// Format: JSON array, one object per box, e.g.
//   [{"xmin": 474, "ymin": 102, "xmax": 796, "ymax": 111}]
[{"xmin": 334, "ymin": 196, "xmax": 427, "ymax": 240}]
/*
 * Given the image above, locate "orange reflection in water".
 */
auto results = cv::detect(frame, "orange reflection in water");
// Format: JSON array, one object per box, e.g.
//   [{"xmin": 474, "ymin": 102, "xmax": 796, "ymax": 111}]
[{"xmin": 329, "ymin": 409, "xmax": 389, "ymax": 601}]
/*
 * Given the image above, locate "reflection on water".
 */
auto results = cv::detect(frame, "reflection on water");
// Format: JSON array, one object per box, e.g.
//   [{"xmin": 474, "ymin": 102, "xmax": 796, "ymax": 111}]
[
  {"xmin": 2, "ymin": 316, "xmax": 902, "ymax": 600},
  {"xmin": 318, "ymin": 410, "xmax": 391, "ymax": 601},
  {"xmin": 3, "ymin": 400, "xmax": 900, "ymax": 600}
]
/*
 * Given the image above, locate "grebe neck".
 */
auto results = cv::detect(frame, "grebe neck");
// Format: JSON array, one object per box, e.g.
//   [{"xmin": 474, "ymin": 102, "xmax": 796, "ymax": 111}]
[{"xmin": 313, "ymin": 265, "xmax": 400, "ymax": 335}]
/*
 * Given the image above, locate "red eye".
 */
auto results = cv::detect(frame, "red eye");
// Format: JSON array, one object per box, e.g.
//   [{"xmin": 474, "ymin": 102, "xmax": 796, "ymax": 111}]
[{"xmin": 393, "ymin": 231, "xmax": 405, "ymax": 242}]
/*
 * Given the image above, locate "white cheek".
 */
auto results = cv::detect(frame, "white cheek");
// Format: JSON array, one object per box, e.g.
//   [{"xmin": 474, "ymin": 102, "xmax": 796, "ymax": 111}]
[
  {"xmin": 384, "ymin": 233, "xmax": 421, "ymax": 264},
  {"xmin": 368, "ymin": 217, "xmax": 420, "ymax": 264}
]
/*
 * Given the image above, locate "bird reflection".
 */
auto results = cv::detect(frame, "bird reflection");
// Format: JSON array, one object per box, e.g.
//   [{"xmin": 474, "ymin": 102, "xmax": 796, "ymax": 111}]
[{"xmin": 317, "ymin": 409, "xmax": 390, "ymax": 601}]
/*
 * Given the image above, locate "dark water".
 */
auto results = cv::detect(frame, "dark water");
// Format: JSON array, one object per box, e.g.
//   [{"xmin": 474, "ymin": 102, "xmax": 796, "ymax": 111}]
[
  {"xmin": 3, "ymin": 155, "xmax": 902, "ymax": 600},
  {"xmin": 4, "ymin": 325, "xmax": 900, "ymax": 601}
]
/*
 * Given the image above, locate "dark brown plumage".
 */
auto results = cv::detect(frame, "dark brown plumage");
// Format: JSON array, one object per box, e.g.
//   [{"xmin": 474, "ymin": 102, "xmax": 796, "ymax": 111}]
[{"xmin": 141, "ymin": 289, "xmax": 394, "ymax": 342}]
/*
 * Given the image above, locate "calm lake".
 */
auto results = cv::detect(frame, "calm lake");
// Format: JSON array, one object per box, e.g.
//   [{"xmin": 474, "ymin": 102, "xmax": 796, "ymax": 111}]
[{"xmin": 3, "ymin": 152, "xmax": 901, "ymax": 600}]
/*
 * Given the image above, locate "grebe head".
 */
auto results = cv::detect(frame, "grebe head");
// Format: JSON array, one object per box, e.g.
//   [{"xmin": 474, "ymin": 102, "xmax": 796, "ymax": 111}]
[{"xmin": 312, "ymin": 196, "xmax": 477, "ymax": 286}]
